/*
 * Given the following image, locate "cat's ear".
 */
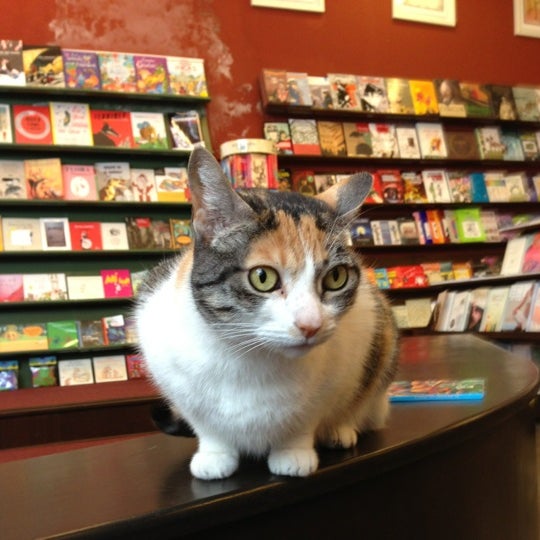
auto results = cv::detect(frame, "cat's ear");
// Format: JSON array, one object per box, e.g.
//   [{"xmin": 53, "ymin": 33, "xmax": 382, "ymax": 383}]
[
  {"xmin": 188, "ymin": 145, "xmax": 256, "ymax": 243},
  {"xmin": 316, "ymin": 172, "xmax": 373, "ymax": 219}
]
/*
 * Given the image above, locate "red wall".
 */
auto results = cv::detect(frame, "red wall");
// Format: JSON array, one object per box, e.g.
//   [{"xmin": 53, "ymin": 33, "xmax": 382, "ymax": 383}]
[{"xmin": 2, "ymin": 0, "xmax": 540, "ymax": 151}]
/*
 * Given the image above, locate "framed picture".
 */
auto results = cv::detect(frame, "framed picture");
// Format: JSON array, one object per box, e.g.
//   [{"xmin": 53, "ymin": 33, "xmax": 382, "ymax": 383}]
[
  {"xmin": 251, "ymin": 0, "xmax": 325, "ymax": 13},
  {"xmin": 392, "ymin": 0, "xmax": 456, "ymax": 27},
  {"xmin": 514, "ymin": 0, "xmax": 540, "ymax": 38}
]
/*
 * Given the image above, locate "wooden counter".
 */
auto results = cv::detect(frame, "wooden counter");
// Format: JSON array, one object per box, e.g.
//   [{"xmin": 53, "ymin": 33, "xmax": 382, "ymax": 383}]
[{"xmin": 1, "ymin": 335, "xmax": 538, "ymax": 540}]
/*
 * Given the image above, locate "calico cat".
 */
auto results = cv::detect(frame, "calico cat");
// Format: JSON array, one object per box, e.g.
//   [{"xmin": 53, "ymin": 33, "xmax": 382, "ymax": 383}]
[{"xmin": 135, "ymin": 146, "xmax": 398, "ymax": 480}]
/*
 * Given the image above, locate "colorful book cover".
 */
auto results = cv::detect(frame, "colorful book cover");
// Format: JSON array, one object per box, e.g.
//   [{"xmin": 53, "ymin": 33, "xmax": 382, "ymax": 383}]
[
  {"xmin": 77, "ymin": 319, "xmax": 105, "ymax": 348},
  {"xmin": 409, "ymin": 79, "xmax": 439, "ymax": 115},
  {"xmin": 95, "ymin": 161, "xmax": 132, "ymax": 201},
  {"xmin": 416, "ymin": 122, "xmax": 447, "ymax": 158},
  {"xmin": 388, "ymin": 379, "xmax": 485, "ymax": 401},
  {"xmin": 46, "ymin": 320, "xmax": 79, "ymax": 350},
  {"xmin": 170, "ymin": 219, "xmax": 192, "ymax": 249},
  {"xmin": 100, "ymin": 222, "xmax": 129, "ymax": 250},
  {"xmin": 475, "ymin": 126, "xmax": 505, "ymax": 160},
  {"xmin": 24, "ymin": 157, "xmax": 63, "ymax": 199},
  {"xmin": 521, "ymin": 232, "xmax": 540, "ymax": 273},
  {"xmin": 401, "ymin": 171, "xmax": 427, "ymax": 203},
  {"xmin": 91, "ymin": 110, "xmax": 134, "ymax": 148},
  {"xmin": 1, "ymin": 217, "xmax": 41, "ymax": 251},
  {"xmin": 512, "ymin": 86, "xmax": 540, "ymax": 122},
  {"xmin": 0, "ymin": 104, "xmax": 13, "ymax": 143},
  {"xmin": 166, "ymin": 56, "xmax": 208, "ymax": 97},
  {"xmin": 286, "ymin": 71, "xmax": 312, "ymax": 106},
  {"xmin": 479, "ymin": 286, "xmax": 510, "ymax": 332},
  {"xmin": 62, "ymin": 48, "xmax": 101, "ymax": 90},
  {"xmin": 154, "ymin": 167, "xmax": 189, "ymax": 202},
  {"xmin": 129, "ymin": 168, "xmax": 157, "ymax": 202},
  {"xmin": 49, "ymin": 102, "xmax": 93, "ymax": 146},
  {"xmin": 58, "ymin": 358, "xmax": 94, "ymax": 386},
  {"xmin": 446, "ymin": 171, "xmax": 472, "ymax": 203},
  {"xmin": 130, "ymin": 111, "xmax": 169, "ymax": 150},
  {"xmin": 421, "ymin": 169, "xmax": 451, "ymax": 203},
  {"xmin": 66, "ymin": 275, "xmax": 105, "ymax": 300},
  {"xmin": 307, "ymin": 75, "xmax": 333, "ymax": 109},
  {"xmin": 0, "ymin": 39, "xmax": 25, "ymax": 86},
  {"xmin": 0, "ymin": 323, "xmax": 47, "ymax": 353},
  {"xmin": 97, "ymin": 51, "xmax": 136, "ymax": 93},
  {"xmin": 453, "ymin": 207, "xmax": 486, "ymax": 243},
  {"xmin": 264, "ymin": 122, "xmax": 293, "ymax": 155},
  {"xmin": 62, "ymin": 164, "xmax": 97, "ymax": 201},
  {"xmin": 101, "ymin": 315, "xmax": 127, "ymax": 345},
  {"xmin": 288, "ymin": 118, "xmax": 321, "ymax": 155},
  {"xmin": 483, "ymin": 171, "xmax": 509, "ymax": 202},
  {"xmin": 134, "ymin": 54, "xmax": 169, "ymax": 94},
  {"xmin": 13, "ymin": 104, "xmax": 53, "ymax": 145},
  {"xmin": 520, "ymin": 132, "xmax": 540, "ymax": 160},
  {"xmin": 92, "ymin": 354, "xmax": 128, "ymax": 383},
  {"xmin": 69, "ymin": 221, "xmax": 103, "ymax": 251},
  {"xmin": 0, "ymin": 274, "xmax": 23, "ymax": 302},
  {"xmin": 291, "ymin": 169, "xmax": 317, "ymax": 196},
  {"xmin": 378, "ymin": 169, "xmax": 404, "ymax": 203},
  {"xmin": 356, "ymin": 75, "xmax": 389, "ymax": 113},
  {"xmin": 316, "ymin": 121, "xmax": 346, "ymax": 157},
  {"xmin": 501, "ymin": 280, "xmax": 536, "ymax": 331},
  {"xmin": 22, "ymin": 273, "xmax": 68, "ymax": 301},
  {"xmin": 350, "ymin": 218, "xmax": 374, "ymax": 246},
  {"xmin": 327, "ymin": 73, "xmax": 361, "ymax": 110},
  {"xmin": 40, "ymin": 217, "xmax": 71, "ymax": 250},
  {"xmin": 0, "ymin": 160, "xmax": 25, "ymax": 199},
  {"xmin": 343, "ymin": 122, "xmax": 373, "ymax": 157},
  {"xmin": 385, "ymin": 77, "xmax": 414, "ymax": 114},
  {"xmin": 100, "ymin": 269, "xmax": 133, "ymax": 298},
  {"xmin": 526, "ymin": 283, "xmax": 540, "ymax": 331},
  {"xmin": 168, "ymin": 110, "xmax": 203, "ymax": 151},
  {"xmin": 260, "ymin": 68, "xmax": 288, "ymax": 104},
  {"xmin": 469, "ymin": 172, "xmax": 490, "ymax": 203},
  {"xmin": 126, "ymin": 353, "xmax": 147, "ymax": 379},
  {"xmin": 459, "ymin": 82, "xmax": 493, "ymax": 118},
  {"xmin": 29, "ymin": 355, "xmax": 57, "ymax": 388},
  {"xmin": 22, "ymin": 45, "xmax": 65, "ymax": 87},
  {"xmin": 434, "ymin": 79, "xmax": 466, "ymax": 117}
]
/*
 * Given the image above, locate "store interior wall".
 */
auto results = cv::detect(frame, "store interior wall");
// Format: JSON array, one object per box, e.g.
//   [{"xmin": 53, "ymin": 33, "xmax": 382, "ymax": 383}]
[{"xmin": 2, "ymin": 0, "xmax": 540, "ymax": 149}]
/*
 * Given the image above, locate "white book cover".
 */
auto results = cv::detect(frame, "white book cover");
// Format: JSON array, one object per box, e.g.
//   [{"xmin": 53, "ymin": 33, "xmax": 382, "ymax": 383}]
[
  {"xmin": 416, "ymin": 122, "xmax": 448, "ymax": 158},
  {"xmin": 0, "ymin": 160, "xmax": 26, "ymax": 198},
  {"xmin": 2, "ymin": 217, "xmax": 42, "ymax": 251},
  {"xmin": 421, "ymin": 170, "xmax": 452, "ymax": 203},
  {"xmin": 479, "ymin": 287, "xmax": 510, "ymax": 332},
  {"xmin": 395, "ymin": 125, "xmax": 421, "ymax": 159},
  {"xmin": 66, "ymin": 275, "xmax": 105, "ymax": 300},
  {"xmin": 23, "ymin": 273, "xmax": 68, "ymax": 301},
  {"xmin": 49, "ymin": 102, "xmax": 93, "ymax": 146},
  {"xmin": 100, "ymin": 222, "xmax": 130, "ymax": 250},
  {"xmin": 93, "ymin": 354, "xmax": 128, "ymax": 383},
  {"xmin": 445, "ymin": 290, "xmax": 471, "ymax": 332},
  {"xmin": 0, "ymin": 104, "xmax": 13, "ymax": 143},
  {"xmin": 58, "ymin": 358, "xmax": 94, "ymax": 386},
  {"xmin": 500, "ymin": 236, "xmax": 529, "ymax": 275},
  {"xmin": 129, "ymin": 168, "xmax": 157, "ymax": 202},
  {"xmin": 501, "ymin": 281, "xmax": 536, "ymax": 331}
]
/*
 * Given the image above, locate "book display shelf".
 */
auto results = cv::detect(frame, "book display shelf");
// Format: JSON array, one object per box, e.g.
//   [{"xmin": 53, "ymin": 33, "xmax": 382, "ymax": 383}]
[
  {"xmin": 0, "ymin": 80, "xmax": 211, "ymax": 449},
  {"xmin": 259, "ymin": 70, "xmax": 540, "ymax": 358}
]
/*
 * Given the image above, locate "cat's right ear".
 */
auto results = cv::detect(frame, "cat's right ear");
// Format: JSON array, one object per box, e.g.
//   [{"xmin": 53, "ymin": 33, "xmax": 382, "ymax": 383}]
[{"xmin": 188, "ymin": 145, "xmax": 256, "ymax": 244}]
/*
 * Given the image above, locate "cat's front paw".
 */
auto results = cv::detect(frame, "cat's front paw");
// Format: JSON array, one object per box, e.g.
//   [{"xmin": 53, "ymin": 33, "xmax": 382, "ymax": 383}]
[
  {"xmin": 268, "ymin": 448, "xmax": 319, "ymax": 477},
  {"xmin": 190, "ymin": 451, "xmax": 239, "ymax": 480},
  {"xmin": 319, "ymin": 425, "xmax": 358, "ymax": 449}
]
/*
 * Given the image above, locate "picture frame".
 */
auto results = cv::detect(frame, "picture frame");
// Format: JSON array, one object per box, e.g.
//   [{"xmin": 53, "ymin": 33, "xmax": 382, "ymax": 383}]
[
  {"xmin": 514, "ymin": 0, "xmax": 540, "ymax": 38},
  {"xmin": 392, "ymin": 0, "xmax": 456, "ymax": 27},
  {"xmin": 251, "ymin": 0, "xmax": 325, "ymax": 13}
]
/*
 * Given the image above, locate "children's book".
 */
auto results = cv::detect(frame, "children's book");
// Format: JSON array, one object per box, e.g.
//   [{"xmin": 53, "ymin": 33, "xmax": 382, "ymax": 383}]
[
  {"xmin": 459, "ymin": 82, "xmax": 493, "ymax": 118},
  {"xmin": 91, "ymin": 110, "xmax": 134, "ymax": 148},
  {"xmin": 101, "ymin": 315, "xmax": 127, "ymax": 346},
  {"xmin": 24, "ymin": 157, "xmax": 63, "ymax": 200},
  {"xmin": 100, "ymin": 269, "xmax": 133, "ymax": 298},
  {"xmin": 100, "ymin": 222, "xmax": 129, "ymax": 250},
  {"xmin": 170, "ymin": 219, "xmax": 192, "ymax": 249},
  {"xmin": 97, "ymin": 51, "xmax": 137, "ymax": 93},
  {"xmin": 0, "ymin": 323, "xmax": 47, "ymax": 353},
  {"xmin": 95, "ymin": 161, "xmax": 132, "ymax": 201},
  {"xmin": 395, "ymin": 125, "xmax": 421, "ymax": 159},
  {"xmin": 408, "ymin": 79, "xmax": 439, "ymax": 115},
  {"xmin": 134, "ymin": 54, "xmax": 169, "ymax": 94},
  {"xmin": 62, "ymin": 48, "xmax": 101, "ymax": 90},
  {"xmin": 475, "ymin": 126, "xmax": 505, "ymax": 160},
  {"xmin": 453, "ymin": 207, "xmax": 486, "ymax": 243},
  {"xmin": 343, "ymin": 122, "xmax": 373, "ymax": 157},
  {"xmin": 168, "ymin": 110, "xmax": 204, "ymax": 151},
  {"xmin": 47, "ymin": 320, "xmax": 79, "ymax": 350},
  {"xmin": 512, "ymin": 86, "xmax": 540, "ymax": 122},
  {"xmin": 130, "ymin": 111, "xmax": 169, "ymax": 150},
  {"xmin": 0, "ymin": 160, "xmax": 25, "ymax": 199},
  {"xmin": 49, "ymin": 102, "xmax": 93, "ymax": 146},
  {"xmin": 125, "ymin": 353, "xmax": 147, "ymax": 379},
  {"xmin": 0, "ymin": 39, "xmax": 24, "ymax": 86},
  {"xmin": 39, "ymin": 217, "xmax": 71, "ymax": 250},
  {"xmin": 62, "ymin": 164, "xmax": 97, "ymax": 201},
  {"xmin": 22, "ymin": 45, "xmax": 65, "ymax": 87},
  {"xmin": 388, "ymin": 378, "xmax": 485, "ymax": 402},
  {"xmin": 479, "ymin": 286, "xmax": 510, "ymax": 332},
  {"xmin": 369, "ymin": 123, "xmax": 399, "ymax": 158},
  {"xmin": 416, "ymin": 122, "xmax": 447, "ymax": 158},
  {"xmin": 126, "ymin": 217, "xmax": 158, "ymax": 250},
  {"xmin": 167, "ymin": 56, "xmax": 208, "ymax": 97},
  {"xmin": 402, "ymin": 171, "xmax": 427, "ymax": 203},
  {"xmin": 13, "ymin": 104, "xmax": 53, "ymax": 145},
  {"xmin": 489, "ymin": 84, "xmax": 518, "ymax": 120},
  {"xmin": 129, "ymin": 168, "xmax": 157, "ymax": 202},
  {"xmin": 58, "ymin": 358, "xmax": 94, "ymax": 386},
  {"xmin": 501, "ymin": 130, "xmax": 525, "ymax": 161},
  {"xmin": 154, "ymin": 167, "xmax": 189, "ymax": 202},
  {"xmin": 444, "ymin": 126, "xmax": 480, "ymax": 160},
  {"xmin": 77, "ymin": 320, "xmax": 105, "ymax": 348},
  {"xmin": 483, "ymin": 171, "xmax": 509, "ymax": 202},
  {"xmin": 526, "ymin": 283, "xmax": 540, "ymax": 331},
  {"xmin": 0, "ymin": 274, "xmax": 23, "ymax": 302},
  {"xmin": 421, "ymin": 169, "xmax": 451, "ymax": 203},
  {"xmin": 92, "ymin": 355, "xmax": 128, "ymax": 383},
  {"xmin": 263, "ymin": 121, "xmax": 293, "ymax": 155},
  {"xmin": 2, "ymin": 217, "xmax": 42, "ymax": 251},
  {"xmin": 446, "ymin": 171, "xmax": 472, "ymax": 203},
  {"xmin": 385, "ymin": 77, "xmax": 414, "ymax": 114},
  {"xmin": 69, "ymin": 222, "xmax": 102, "ymax": 251},
  {"xmin": 66, "ymin": 275, "xmax": 105, "ymax": 300},
  {"xmin": 22, "ymin": 273, "xmax": 68, "ymax": 301},
  {"xmin": 500, "ymin": 280, "xmax": 536, "ymax": 331},
  {"xmin": 29, "ymin": 355, "xmax": 57, "ymax": 388}
]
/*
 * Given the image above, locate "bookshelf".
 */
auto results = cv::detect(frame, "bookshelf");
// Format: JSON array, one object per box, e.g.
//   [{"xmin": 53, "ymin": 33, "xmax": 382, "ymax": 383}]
[{"xmin": 0, "ymin": 84, "xmax": 211, "ymax": 447}]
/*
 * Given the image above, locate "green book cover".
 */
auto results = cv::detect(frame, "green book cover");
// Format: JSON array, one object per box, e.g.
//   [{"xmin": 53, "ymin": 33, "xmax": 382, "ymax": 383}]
[
  {"xmin": 47, "ymin": 320, "xmax": 79, "ymax": 350},
  {"xmin": 454, "ymin": 207, "xmax": 486, "ymax": 243}
]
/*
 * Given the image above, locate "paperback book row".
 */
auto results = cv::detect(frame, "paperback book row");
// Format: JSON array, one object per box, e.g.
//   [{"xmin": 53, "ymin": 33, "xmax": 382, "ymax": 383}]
[
  {"xmin": 0, "ymin": 102, "xmax": 204, "ymax": 153},
  {"xmin": 0, "ymin": 40, "xmax": 208, "ymax": 97},
  {"xmin": 392, "ymin": 279, "xmax": 540, "ymax": 334},
  {"xmin": 0, "ymin": 268, "xmax": 147, "ymax": 303},
  {"xmin": 0, "ymin": 215, "xmax": 192, "ymax": 252},
  {"xmin": 0, "ymin": 157, "xmax": 194, "ymax": 203},
  {"xmin": 282, "ymin": 167, "xmax": 540, "ymax": 204},
  {"xmin": 264, "ymin": 117, "xmax": 540, "ymax": 162},
  {"xmin": 0, "ymin": 311, "xmax": 136, "ymax": 355},
  {"xmin": 0, "ymin": 352, "xmax": 146, "ymax": 392},
  {"xmin": 260, "ymin": 68, "xmax": 540, "ymax": 122}
]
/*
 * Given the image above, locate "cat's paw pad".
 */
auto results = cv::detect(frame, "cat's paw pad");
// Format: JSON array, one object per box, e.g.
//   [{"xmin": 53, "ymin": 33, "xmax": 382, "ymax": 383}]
[
  {"xmin": 190, "ymin": 451, "xmax": 239, "ymax": 480},
  {"xmin": 320, "ymin": 426, "xmax": 358, "ymax": 449},
  {"xmin": 268, "ymin": 448, "xmax": 319, "ymax": 477}
]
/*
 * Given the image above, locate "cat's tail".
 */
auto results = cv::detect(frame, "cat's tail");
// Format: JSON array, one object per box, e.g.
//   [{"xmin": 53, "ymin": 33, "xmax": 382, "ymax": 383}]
[{"xmin": 151, "ymin": 402, "xmax": 196, "ymax": 437}]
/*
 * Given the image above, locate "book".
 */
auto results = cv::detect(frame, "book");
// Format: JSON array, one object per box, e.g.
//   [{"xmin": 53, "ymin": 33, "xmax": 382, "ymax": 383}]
[
  {"xmin": 356, "ymin": 76, "xmax": 388, "ymax": 113},
  {"xmin": 291, "ymin": 170, "xmax": 317, "ymax": 196},
  {"xmin": 364, "ymin": 172, "xmax": 384, "ymax": 204},
  {"xmin": 433, "ymin": 290, "xmax": 456, "ymax": 331},
  {"xmin": 480, "ymin": 210, "xmax": 502, "ymax": 242},
  {"xmin": 469, "ymin": 172, "xmax": 490, "ymax": 202},
  {"xmin": 288, "ymin": 118, "xmax": 321, "ymax": 155},
  {"xmin": 22, "ymin": 45, "xmax": 65, "ymax": 87},
  {"xmin": 434, "ymin": 79, "xmax": 466, "ymax": 117},
  {"xmin": 69, "ymin": 222, "xmax": 103, "ymax": 251},
  {"xmin": 151, "ymin": 219, "xmax": 172, "ymax": 249},
  {"xmin": 24, "ymin": 157, "xmax": 63, "ymax": 200},
  {"xmin": 416, "ymin": 122, "xmax": 447, "ymax": 158},
  {"xmin": 402, "ymin": 171, "xmax": 427, "ymax": 203},
  {"xmin": 0, "ymin": 104, "xmax": 12, "ymax": 143},
  {"xmin": 369, "ymin": 123, "xmax": 399, "ymax": 158},
  {"xmin": 100, "ymin": 222, "xmax": 129, "ymax": 250},
  {"xmin": 2, "ymin": 217, "xmax": 41, "ymax": 251},
  {"xmin": 519, "ymin": 131, "xmax": 540, "ymax": 161},
  {"xmin": 445, "ymin": 290, "xmax": 472, "ymax": 332},
  {"xmin": 458, "ymin": 82, "xmax": 493, "ymax": 118},
  {"xmin": 446, "ymin": 171, "xmax": 472, "ymax": 203},
  {"xmin": 0, "ymin": 323, "xmax": 47, "ymax": 353},
  {"xmin": 421, "ymin": 169, "xmax": 451, "ymax": 203},
  {"xmin": 385, "ymin": 77, "xmax": 414, "ymax": 114},
  {"xmin": 49, "ymin": 102, "xmax": 93, "ymax": 146},
  {"xmin": 350, "ymin": 218, "xmax": 374, "ymax": 246},
  {"xmin": 129, "ymin": 168, "xmax": 157, "ymax": 202},
  {"xmin": 130, "ymin": 111, "xmax": 169, "ymax": 149},
  {"xmin": 91, "ymin": 110, "xmax": 134, "ymax": 148},
  {"xmin": 126, "ymin": 217, "xmax": 159, "ymax": 249},
  {"xmin": 500, "ymin": 235, "xmax": 529, "ymax": 275},
  {"xmin": 62, "ymin": 48, "xmax": 101, "ymax": 90},
  {"xmin": 408, "ymin": 79, "xmax": 439, "ymax": 115},
  {"xmin": 62, "ymin": 164, "xmax": 97, "ymax": 201},
  {"xmin": 0, "ymin": 274, "xmax": 23, "ymax": 302},
  {"xmin": 342, "ymin": 122, "xmax": 373, "ymax": 157},
  {"xmin": 125, "ymin": 353, "xmax": 147, "ymax": 379},
  {"xmin": 101, "ymin": 314, "xmax": 127, "ymax": 345},
  {"xmin": 512, "ymin": 86, "xmax": 540, "ymax": 121},
  {"xmin": 155, "ymin": 167, "xmax": 189, "ymax": 202},
  {"xmin": 134, "ymin": 54, "xmax": 169, "ymax": 94},
  {"xmin": 521, "ymin": 232, "xmax": 540, "ymax": 273},
  {"xmin": 501, "ymin": 280, "xmax": 536, "ymax": 331},
  {"xmin": 378, "ymin": 169, "xmax": 404, "ymax": 203},
  {"xmin": 29, "ymin": 355, "xmax": 57, "ymax": 388},
  {"xmin": 475, "ymin": 126, "xmax": 505, "ymax": 160},
  {"xmin": 395, "ymin": 125, "xmax": 421, "ymax": 159},
  {"xmin": 286, "ymin": 71, "xmax": 312, "ymax": 106},
  {"xmin": 92, "ymin": 355, "xmax": 128, "ymax": 383},
  {"xmin": 489, "ymin": 84, "xmax": 518, "ymax": 120},
  {"xmin": 95, "ymin": 161, "xmax": 132, "ymax": 201},
  {"xmin": 39, "ymin": 217, "xmax": 71, "ymax": 250},
  {"xmin": 467, "ymin": 287, "xmax": 490, "ymax": 331},
  {"xmin": 166, "ymin": 56, "xmax": 208, "ymax": 97},
  {"xmin": 479, "ymin": 286, "xmax": 510, "ymax": 332},
  {"xmin": 100, "ymin": 269, "xmax": 133, "ymax": 298},
  {"xmin": 388, "ymin": 378, "xmax": 485, "ymax": 402},
  {"xmin": 167, "ymin": 110, "xmax": 204, "ymax": 151},
  {"xmin": 307, "ymin": 75, "xmax": 333, "ymax": 109},
  {"xmin": 397, "ymin": 217, "xmax": 420, "ymax": 245},
  {"xmin": 483, "ymin": 171, "xmax": 509, "ymax": 202},
  {"xmin": 0, "ymin": 160, "xmax": 25, "ymax": 199},
  {"xmin": 425, "ymin": 209, "xmax": 448, "ymax": 244},
  {"xmin": 0, "ymin": 39, "xmax": 24, "ymax": 86},
  {"xmin": 58, "ymin": 358, "xmax": 94, "ymax": 386},
  {"xmin": 444, "ymin": 126, "xmax": 480, "ymax": 160},
  {"xmin": 316, "ymin": 121, "xmax": 346, "ymax": 156},
  {"xmin": 170, "ymin": 219, "xmax": 192, "ymax": 249},
  {"xmin": 77, "ymin": 320, "xmax": 105, "ymax": 348},
  {"xmin": 263, "ymin": 122, "xmax": 293, "ymax": 155},
  {"xmin": 526, "ymin": 283, "xmax": 540, "ymax": 331},
  {"xmin": 47, "ymin": 320, "xmax": 79, "ymax": 350},
  {"xmin": 501, "ymin": 130, "xmax": 525, "ymax": 161},
  {"xmin": 97, "ymin": 51, "xmax": 136, "ymax": 93},
  {"xmin": 13, "ymin": 104, "xmax": 53, "ymax": 145},
  {"xmin": 22, "ymin": 273, "xmax": 68, "ymax": 301},
  {"xmin": 504, "ymin": 172, "xmax": 529, "ymax": 202},
  {"xmin": 327, "ymin": 73, "xmax": 360, "ymax": 110},
  {"xmin": 66, "ymin": 275, "xmax": 105, "ymax": 300},
  {"xmin": 453, "ymin": 207, "xmax": 486, "ymax": 243},
  {"xmin": 260, "ymin": 68, "xmax": 288, "ymax": 104}
]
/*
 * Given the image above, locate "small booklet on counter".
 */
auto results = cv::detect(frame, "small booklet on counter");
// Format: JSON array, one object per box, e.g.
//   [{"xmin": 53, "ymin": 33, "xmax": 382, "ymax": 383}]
[{"xmin": 388, "ymin": 378, "xmax": 485, "ymax": 402}]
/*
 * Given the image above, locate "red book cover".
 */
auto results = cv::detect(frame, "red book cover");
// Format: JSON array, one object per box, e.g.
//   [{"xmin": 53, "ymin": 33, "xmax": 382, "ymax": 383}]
[
  {"xmin": 91, "ymin": 109, "xmax": 134, "ymax": 148},
  {"xmin": 125, "ymin": 353, "xmax": 148, "ymax": 379},
  {"xmin": 365, "ymin": 172, "xmax": 384, "ymax": 204},
  {"xmin": 0, "ymin": 274, "xmax": 24, "ymax": 302},
  {"xmin": 100, "ymin": 269, "xmax": 133, "ymax": 298},
  {"xmin": 13, "ymin": 104, "xmax": 53, "ymax": 145},
  {"xmin": 69, "ymin": 222, "xmax": 103, "ymax": 251},
  {"xmin": 291, "ymin": 170, "xmax": 317, "ymax": 196},
  {"xmin": 62, "ymin": 164, "xmax": 97, "ymax": 201}
]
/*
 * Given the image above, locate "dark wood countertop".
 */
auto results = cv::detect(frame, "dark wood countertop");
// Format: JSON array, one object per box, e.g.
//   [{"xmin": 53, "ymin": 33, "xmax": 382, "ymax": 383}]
[{"xmin": 1, "ymin": 335, "xmax": 538, "ymax": 539}]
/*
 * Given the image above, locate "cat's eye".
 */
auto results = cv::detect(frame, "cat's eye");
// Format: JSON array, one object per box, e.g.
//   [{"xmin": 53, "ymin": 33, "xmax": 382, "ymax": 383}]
[
  {"xmin": 322, "ymin": 265, "xmax": 349, "ymax": 291},
  {"xmin": 248, "ymin": 266, "xmax": 280, "ymax": 292}
]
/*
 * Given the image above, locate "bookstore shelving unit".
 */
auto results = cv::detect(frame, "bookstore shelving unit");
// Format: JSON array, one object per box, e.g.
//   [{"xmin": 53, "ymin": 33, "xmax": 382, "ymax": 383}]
[{"xmin": 0, "ymin": 86, "xmax": 211, "ymax": 449}]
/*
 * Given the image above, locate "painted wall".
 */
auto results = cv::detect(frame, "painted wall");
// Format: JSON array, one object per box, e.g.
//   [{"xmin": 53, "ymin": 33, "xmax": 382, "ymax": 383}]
[{"xmin": 2, "ymin": 0, "xmax": 540, "ymax": 151}]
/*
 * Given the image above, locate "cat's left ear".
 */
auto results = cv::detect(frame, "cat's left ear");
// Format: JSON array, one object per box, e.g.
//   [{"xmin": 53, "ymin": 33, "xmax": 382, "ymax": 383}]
[{"xmin": 316, "ymin": 172, "xmax": 373, "ymax": 219}]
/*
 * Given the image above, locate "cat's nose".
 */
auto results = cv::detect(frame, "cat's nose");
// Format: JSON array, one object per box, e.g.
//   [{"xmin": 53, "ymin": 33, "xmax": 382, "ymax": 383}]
[{"xmin": 296, "ymin": 323, "xmax": 321, "ymax": 339}]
